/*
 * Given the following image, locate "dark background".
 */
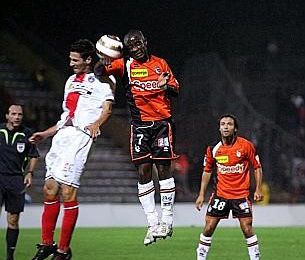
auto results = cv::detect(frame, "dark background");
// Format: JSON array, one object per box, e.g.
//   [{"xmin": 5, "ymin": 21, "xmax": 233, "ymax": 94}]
[
  {"xmin": 4, "ymin": 0, "xmax": 305, "ymax": 76},
  {"xmin": 2, "ymin": 0, "xmax": 305, "ymax": 202}
]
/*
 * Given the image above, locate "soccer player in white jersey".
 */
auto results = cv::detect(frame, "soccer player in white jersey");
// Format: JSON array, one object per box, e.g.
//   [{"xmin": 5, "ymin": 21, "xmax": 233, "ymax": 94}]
[{"xmin": 30, "ymin": 39, "xmax": 115, "ymax": 260}]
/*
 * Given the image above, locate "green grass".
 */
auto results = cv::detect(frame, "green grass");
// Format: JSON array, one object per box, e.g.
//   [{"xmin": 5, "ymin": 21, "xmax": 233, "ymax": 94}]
[{"xmin": 1, "ymin": 227, "xmax": 304, "ymax": 259}]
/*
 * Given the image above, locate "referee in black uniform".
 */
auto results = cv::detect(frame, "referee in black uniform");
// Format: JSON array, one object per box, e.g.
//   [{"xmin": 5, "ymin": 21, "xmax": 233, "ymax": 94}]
[{"xmin": 0, "ymin": 104, "xmax": 39, "ymax": 260}]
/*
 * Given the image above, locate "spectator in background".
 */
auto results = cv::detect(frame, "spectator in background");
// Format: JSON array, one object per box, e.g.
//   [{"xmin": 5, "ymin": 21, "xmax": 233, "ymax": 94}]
[
  {"xmin": 172, "ymin": 153, "xmax": 192, "ymax": 199},
  {"xmin": 0, "ymin": 104, "xmax": 39, "ymax": 260},
  {"xmin": 32, "ymin": 66, "xmax": 49, "ymax": 91},
  {"xmin": 195, "ymin": 114, "xmax": 263, "ymax": 260},
  {"xmin": 290, "ymin": 157, "xmax": 305, "ymax": 203}
]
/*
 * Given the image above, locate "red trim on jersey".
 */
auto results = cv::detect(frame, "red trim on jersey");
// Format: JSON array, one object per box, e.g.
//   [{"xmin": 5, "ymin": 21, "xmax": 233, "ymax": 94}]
[
  {"xmin": 66, "ymin": 92, "xmax": 80, "ymax": 118},
  {"xmin": 74, "ymin": 73, "xmax": 86, "ymax": 82}
]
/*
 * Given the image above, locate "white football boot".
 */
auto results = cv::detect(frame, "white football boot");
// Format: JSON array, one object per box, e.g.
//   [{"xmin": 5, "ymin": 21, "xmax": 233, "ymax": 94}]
[
  {"xmin": 143, "ymin": 225, "xmax": 158, "ymax": 246},
  {"xmin": 154, "ymin": 222, "xmax": 173, "ymax": 239}
]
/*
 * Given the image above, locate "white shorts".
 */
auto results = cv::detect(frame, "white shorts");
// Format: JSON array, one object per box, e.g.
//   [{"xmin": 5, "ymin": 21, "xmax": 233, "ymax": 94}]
[{"xmin": 45, "ymin": 126, "xmax": 93, "ymax": 188}]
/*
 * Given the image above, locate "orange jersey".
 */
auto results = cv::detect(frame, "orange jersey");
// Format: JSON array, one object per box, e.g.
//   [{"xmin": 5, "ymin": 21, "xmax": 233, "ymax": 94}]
[
  {"xmin": 203, "ymin": 136, "xmax": 261, "ymax": 199},
  {"xmin": 104, "ymin": 55, "xmax": 180, "ymax": 121}
]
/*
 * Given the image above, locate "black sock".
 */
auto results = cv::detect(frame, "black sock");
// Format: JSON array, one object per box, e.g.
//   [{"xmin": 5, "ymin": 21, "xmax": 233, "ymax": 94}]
[{"xmin": 6, "ymin": 228, "xmax": 19, "ymax": 259}]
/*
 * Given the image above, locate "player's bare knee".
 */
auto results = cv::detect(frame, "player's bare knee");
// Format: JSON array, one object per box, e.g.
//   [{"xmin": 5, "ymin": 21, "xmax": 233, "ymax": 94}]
[
  {"xmin": 137, "ymin": 163, "xmax": 152, "ymax": 183},
  {"xmin": 155, "ymin": 161, "xmax": 172, "ymax": 180},
  {"xmin": 61, "ymin": 185, "xmax": 77, "ymax": 202},
  {"xmin": 7, "ymin": 213, "xmax": 19, "ymax": 229},
  {"xmin": 43, "ymin": 179, "xmax": 59, "ymax": 197},
  {"xmin": 203, "ymin": 225, "xmax": 215, "ymax": 237}
]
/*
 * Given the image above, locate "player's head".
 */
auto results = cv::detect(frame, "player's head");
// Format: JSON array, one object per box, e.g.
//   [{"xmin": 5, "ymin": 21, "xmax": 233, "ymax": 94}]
[
  {"xmin": 69, "ymin": 39, "xmax": 96, "ymax": 74},
  {"xmin": 6, "ymin": 104, "xmax": 23, "ymax": 129},
  {"xmin": 218, "ymin": 114, "xmax": 238, "ymax": 138},
  {"xmin": 124, "ymin": 30, "xmax": 148, "ymax": 60}
]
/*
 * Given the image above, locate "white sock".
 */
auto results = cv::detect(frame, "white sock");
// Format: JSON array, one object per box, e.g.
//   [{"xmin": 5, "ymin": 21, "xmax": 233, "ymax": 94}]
[
  {"xmin": 246, "ymin": 235, "xmax": 261, "ymax": 260},
  {"xmin": 138, "ymin": 181, "xmax": 159, "ymax": 227},
  {"xmin": 159, "ymin": 177, "xmax": 175, "ymax": 225},
  {"xmin": 196, "ymin": 233, "xmax": 212, "ymax": 260}
]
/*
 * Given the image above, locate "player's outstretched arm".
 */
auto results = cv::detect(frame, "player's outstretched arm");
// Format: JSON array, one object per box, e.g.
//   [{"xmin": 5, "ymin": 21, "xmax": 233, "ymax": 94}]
[
  {"xmin": 29, "ymin": 125, "xmax": 58, "ymax": 144},
  {"xmin": 195, "ymin": 171, "xmax": 212, "ymax": 211}
]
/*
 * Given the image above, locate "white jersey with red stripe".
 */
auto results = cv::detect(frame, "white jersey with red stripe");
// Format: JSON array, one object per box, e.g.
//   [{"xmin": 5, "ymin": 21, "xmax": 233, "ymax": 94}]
[{"xmin": 56, "ymin": 72, "xmax": 115, "ymax": 131}]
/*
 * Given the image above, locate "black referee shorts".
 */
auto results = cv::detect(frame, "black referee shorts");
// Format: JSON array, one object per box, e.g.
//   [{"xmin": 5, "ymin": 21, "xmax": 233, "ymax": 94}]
[{"xmin": 0, "ymin": 174, "xmax": 25, "ymax": 213}]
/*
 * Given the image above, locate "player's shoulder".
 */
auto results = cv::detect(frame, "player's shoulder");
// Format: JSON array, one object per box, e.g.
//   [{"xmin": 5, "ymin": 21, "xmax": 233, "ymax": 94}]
[
  {"xmin": 0, "ymin": 122, "xmax": 6, "ymax": 129},
  {"xmin": 206, "ymin": 140, "xmax": 222, "ymax": 154},
  {"xmin": 150, "ymin": 55, "xmax": 167, "ymax": 63},
  {"xmin": 236, "ymin": 136, "xmax": 255, "ymax": 149},
  {"xmin": 237, "ymin": 136, "xmax": 252, "ymax": 145},
  {"xmin": 18, "ymin": 125, "xmax": 35, "ymax": 136}
]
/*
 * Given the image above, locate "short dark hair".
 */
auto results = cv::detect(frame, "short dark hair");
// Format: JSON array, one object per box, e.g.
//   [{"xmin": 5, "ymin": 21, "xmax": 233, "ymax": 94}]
[
  {"xmin": 218, "ymin": 114, "xmax": 239, "ymax": 130},
  {"xmin": 6, "ymin": 104, "xmax": 23, "ymax": 114},
  {"xmin": 70, "ymin": 39, "xmax": 95, "ymax": 60}
]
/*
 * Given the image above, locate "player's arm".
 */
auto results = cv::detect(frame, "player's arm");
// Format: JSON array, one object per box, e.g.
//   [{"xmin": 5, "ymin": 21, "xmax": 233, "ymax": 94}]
[
  {"xmin": 157, "ymin": 60, "xmax": 180, "ymax": 96},
  {"xmin": 254, "ymin": 167, "xmax": 263, "ymax": 201},
  {"xmin": 195, "ymin": 171, "xmax": 212, "ymax": 211},
  {"xmin": 24, "ymin": 157, "xmax": 39, "ymax": 187},
  {"xmin": 94, "ymin": 58, "xmax": 124, "ymax": 79},
  {"xmin": 195, "ymin": 146, "xmax": 214, "ymax": 210},
  {"xmin": 248, "ymin": 142, "xmax": 264, "ymax": 202},
  {"xmin": 85, "ymin": 100, "xmax": 113, "ymax": 139},
  {"xmin": 28, "ymin": 125, "xmax": 58, "ymax": 144}
]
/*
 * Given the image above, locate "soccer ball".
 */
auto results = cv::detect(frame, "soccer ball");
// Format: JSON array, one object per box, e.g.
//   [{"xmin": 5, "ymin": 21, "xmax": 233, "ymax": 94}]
[{"xmin": 96, "ymin": 35, "xmax": 123, "ymax": 59}]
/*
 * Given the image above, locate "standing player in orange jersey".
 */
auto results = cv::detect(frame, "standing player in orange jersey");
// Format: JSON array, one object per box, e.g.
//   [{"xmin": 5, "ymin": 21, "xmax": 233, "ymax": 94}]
[
  {"xmin": 95, "ymin": 30, "xmax": 180, "ymax": 245},
  {"xmin": 195, "ymin": 114, "xmax": 263, "ymax": 260}
]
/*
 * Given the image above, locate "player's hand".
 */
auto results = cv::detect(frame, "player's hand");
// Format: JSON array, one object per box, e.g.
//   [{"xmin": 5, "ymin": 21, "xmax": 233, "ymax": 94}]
[
  {"xmin": 99, "ymin": 55, "xmax": 114, "ymax": 66},
  {"xmin": 24, "ymin": 172, "xmax": 32, "ymax": 188},
  {"xmin": 29, "ymin": 132, "xmax": 46, "ymax": 144},
  {"xmin": 195, "ymin": 194, "xmax": 205, "ymax": 211},
  {"xmin": 254, "ymin": 189, "xmax": 264, "ymax": 202},
  {"xmin": 157, "ymin": 72, "xmax": 170, "ymax": 88},
  {"xmin": 85, "ymin": 123, "xmax": 101, "ymax": 140}
]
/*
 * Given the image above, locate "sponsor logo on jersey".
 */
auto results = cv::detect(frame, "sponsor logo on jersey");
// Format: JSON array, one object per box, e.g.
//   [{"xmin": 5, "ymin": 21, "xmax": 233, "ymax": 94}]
[
  {"xmin": 131, "ymin": 69, "xmax": 148, "ymax": 77},
  {"xmin": 17, "ymin": 142, "xmax": 25, "ymax": 153},
  {"xmin": 88, "ymin": 76, "xmax": 95, "ymax": 83},
  {"xmin": 154, "ymin": 67, "xmax": 161, "ymax": 74},
  {"xmin": 217, "ymin": 163, "xmax": 245, "ymax": 174},
  {"xmin": 215, "ymin": 155, "xmax": 229, "ymax": 163},
  {"xmin": 131, "ymin": 80, "xmax": 161, "ymax": 91}
]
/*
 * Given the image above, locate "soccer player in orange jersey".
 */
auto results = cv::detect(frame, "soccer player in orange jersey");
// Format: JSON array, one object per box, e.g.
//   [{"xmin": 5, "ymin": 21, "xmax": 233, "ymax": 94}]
[
  {"xmin": 95, "ymin": 30, "xmax": 180, "ymax": 245},
  {"xmin": 195, "ymin": 114, "xmax": 263, "ymax": 260}
]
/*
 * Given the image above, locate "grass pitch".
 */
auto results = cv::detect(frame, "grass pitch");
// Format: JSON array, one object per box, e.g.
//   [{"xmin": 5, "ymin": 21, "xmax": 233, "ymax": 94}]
[{"xmin": 0, "ymin": 227, "xmax": 304, "ymax": 259}]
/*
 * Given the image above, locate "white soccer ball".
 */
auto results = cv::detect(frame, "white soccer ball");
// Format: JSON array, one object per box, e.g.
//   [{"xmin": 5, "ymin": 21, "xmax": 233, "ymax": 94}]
[{"xmin": 96, "ymin": 35, "xmax": 123, "ymax": 59}]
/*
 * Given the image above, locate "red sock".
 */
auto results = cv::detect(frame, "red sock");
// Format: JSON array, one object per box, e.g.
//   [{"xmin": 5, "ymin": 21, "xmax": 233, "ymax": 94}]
[
  {"xmin": 59, "ymin": 201, "xmax": 79, "ymax": 252},
  {"xmin": 41, "ymin": 199, "xmax": 60, "ymax": 245}
]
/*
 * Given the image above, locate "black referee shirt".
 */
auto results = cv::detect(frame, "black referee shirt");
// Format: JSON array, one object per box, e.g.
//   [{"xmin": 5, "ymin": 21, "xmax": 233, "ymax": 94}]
[{"xmin": 0, "ymin": 123, "xmax": 39, "ymax": 176}]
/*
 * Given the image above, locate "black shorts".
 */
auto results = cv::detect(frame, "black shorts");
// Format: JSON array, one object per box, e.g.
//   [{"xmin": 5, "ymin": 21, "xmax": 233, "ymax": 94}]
[
  {"xmin": 206, "ymin": 193, "xmax": 253, "ymax": 219},
  {"xmin": 130, "ymin": 119, "xmax": 178, "ymax": 163},
  {"xmin": 0, "ymin": 174, "xmax": 25, "ymax": 213}
]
